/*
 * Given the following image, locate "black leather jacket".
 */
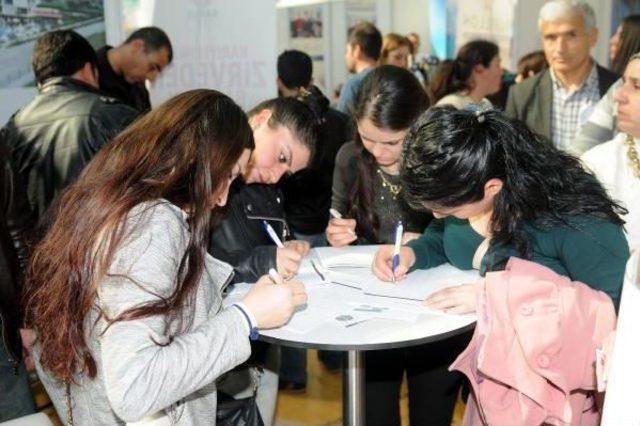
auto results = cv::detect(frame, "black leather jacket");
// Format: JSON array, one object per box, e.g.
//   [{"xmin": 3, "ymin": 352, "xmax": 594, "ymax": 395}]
[
  {"xmin": 2, "ymin": 77, "xmax": 137, "ymax": 220},
  {"xmin": 209, "ymin": 180, "xmax": 289, "ymax": 283},
  {"xmin": 0, "ymin": 140, "xmax": 35, "ymax": 367}
]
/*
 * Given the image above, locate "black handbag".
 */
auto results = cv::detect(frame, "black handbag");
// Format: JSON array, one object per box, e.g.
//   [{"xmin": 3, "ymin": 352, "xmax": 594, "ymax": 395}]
[{"xmin": 216, "ymin": 391, "xmax": 264, "ymax": 426}]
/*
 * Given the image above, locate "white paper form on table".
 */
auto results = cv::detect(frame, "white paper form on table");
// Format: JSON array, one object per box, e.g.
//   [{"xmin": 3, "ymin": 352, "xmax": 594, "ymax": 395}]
[
  {"xmin": 295, "ymin": 255, "xmax": 330, "ymax": 288},
  {"xmin": 336, "ymin": 264, "xmax": 480, "ymax": 301},
  {"xmin": 313, "ymin": 245, "xmax": 379, "ymax": 269}
]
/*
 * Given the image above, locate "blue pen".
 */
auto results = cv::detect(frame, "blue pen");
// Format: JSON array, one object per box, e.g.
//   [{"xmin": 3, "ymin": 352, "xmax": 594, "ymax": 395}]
[
  {"xmin": 391, "ymin": 221, "xmax": 403, "ymax": 283},
  {"xmin": 262, "ymin": 220, "xmax": 285, "ymax": 248}
]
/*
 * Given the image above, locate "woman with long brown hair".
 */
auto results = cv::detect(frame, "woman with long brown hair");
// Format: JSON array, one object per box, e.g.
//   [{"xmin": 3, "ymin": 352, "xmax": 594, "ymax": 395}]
[
  {"xmin": 24, "ymin": 89, "xmax": 306, "ymax": 424},
  {"xmin": 610, "ymin": 14, "xmax": 640, "ymax": 75}
]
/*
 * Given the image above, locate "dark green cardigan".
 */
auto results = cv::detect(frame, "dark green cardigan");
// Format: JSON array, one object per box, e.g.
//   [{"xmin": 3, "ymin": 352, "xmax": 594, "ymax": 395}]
[{"xmin": 407, "ymin": 216, "xmax": 629, "ymax": 307}]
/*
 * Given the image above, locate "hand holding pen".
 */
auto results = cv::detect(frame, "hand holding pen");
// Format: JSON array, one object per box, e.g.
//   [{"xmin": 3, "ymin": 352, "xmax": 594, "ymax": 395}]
[
  {"xmin": 243, "ymin": 271, "xmax": 307, "ymax": 328},
  {"xmin": 372, "ymin": 243, "xmax": 416, "ymax": 282},
  {"xmin": 326, "ymin": 208, "xmax": 358, "ymax": 247},
  {"xmin": 391, "ymin": 221, "xmax": 403, "ymax": 283},
  {"xmin": 268, "ymin": 268, "xmax": 284, "ymax": 284},
  {"xmin": 262, "ymin": 220, "xmax": 306, "ymax": 278}
]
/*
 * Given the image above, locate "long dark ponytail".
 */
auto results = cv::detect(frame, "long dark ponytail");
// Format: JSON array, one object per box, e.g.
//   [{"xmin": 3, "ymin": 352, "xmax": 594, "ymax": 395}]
[
  {"xmin": 429, "ymin": 40, "xmax": 498, "ymax": 103},
  {"xmin": 349, "ymin": 65, "xmax": 429, "ymax": 241},
  {"xmin": 402, "ymin": 107, "xmax": 625, "ymax": 263}
]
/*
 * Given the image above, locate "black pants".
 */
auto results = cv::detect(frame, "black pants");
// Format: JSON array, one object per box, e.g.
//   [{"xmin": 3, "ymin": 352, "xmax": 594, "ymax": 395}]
[{"xmin": 365, "ymin": 331, "xmax": 472, "ymax": 426}]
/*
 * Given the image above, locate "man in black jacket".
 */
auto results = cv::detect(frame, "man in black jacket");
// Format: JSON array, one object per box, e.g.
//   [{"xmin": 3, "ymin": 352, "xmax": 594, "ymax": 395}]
[
  {"xmin": 2, "ymin": 30, "xmax": 137, "ymax": 221},
  {"xmin": 96, "ymin": 27, "xmax": 173, "ymax": 113},
  {"xmin": 0, "ymin": 140, "xmax": 36, "ymax": 422}
]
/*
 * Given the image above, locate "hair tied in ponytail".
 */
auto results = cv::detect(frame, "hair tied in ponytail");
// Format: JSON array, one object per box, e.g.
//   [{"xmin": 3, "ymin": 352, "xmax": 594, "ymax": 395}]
[
  {"xmin": 464, "ymin": 103, "xmax": 492, "ymax": 123},
  {"xmin": 296, "ymin": 85, "xmax": 329, "ymax": 126}
]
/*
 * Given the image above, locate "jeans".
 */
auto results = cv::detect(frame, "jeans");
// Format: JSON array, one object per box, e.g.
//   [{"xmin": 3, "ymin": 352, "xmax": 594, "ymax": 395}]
[{"xmin": 0, "ymin": 342, "xmax": 36, "ymax": 422}]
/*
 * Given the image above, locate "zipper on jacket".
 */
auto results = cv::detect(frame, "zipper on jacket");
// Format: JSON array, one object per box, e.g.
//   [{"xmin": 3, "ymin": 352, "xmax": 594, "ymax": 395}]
[
  {"xmin": 221, "ymin": 269, "xmax": 235, "ymax": 293},
  {"xmin": 245, "ymin": 214, "xmax": 291, "ymax": 240}
]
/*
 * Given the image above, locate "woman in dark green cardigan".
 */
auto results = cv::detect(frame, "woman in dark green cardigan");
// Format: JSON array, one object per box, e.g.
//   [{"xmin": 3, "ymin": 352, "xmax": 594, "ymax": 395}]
[{"xmin": 373, "ymin": 107, "xmax": 629, "ymax": 311}]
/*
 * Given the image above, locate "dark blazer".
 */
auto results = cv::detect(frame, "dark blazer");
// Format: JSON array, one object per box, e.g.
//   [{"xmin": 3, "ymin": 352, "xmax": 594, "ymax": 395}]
[{"xmin": 505, "ymin": 64, "xmax": 618, "ymax": 142}]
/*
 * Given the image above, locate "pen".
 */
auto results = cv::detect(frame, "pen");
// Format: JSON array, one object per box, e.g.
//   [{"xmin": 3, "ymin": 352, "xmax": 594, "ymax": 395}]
[
  {"xmin": 391, "ymin": 221, "xmax": 403, "ymax": 283},
  {"xmin": 310, "ymin": 259, "xmax": 325, "ymax": 281},
  {"xmin": 329, "ymin": 209, "xmax": 356, "ymax": 236},
  {"xmin": 329, "ymin": 208, "xmax": 343, "ymax": 219},
  {"xmin": 262, "ymin": 220, "xmax": 285, "ymax": 248},
  {"xmin": 268, "ymin": 268, "xmax": 284, "ymax": 284}
]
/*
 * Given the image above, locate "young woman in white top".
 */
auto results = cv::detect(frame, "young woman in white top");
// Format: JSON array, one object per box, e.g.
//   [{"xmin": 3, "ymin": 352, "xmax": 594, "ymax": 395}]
[{"xmin": 582, "ymin": 53, "xmax": 640, "ymax": 250}]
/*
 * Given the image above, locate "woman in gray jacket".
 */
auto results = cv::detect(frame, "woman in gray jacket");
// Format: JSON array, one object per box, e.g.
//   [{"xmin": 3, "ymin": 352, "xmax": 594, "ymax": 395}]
[{"xmin": 24, "ymin": 89, "xmax": 306, "ymax": 425}]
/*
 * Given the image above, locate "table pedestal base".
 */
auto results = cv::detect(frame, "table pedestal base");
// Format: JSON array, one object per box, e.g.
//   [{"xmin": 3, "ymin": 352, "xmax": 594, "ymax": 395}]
[{"xmin": 342, "ymin": 350, "xmax": 365, "ymax": 426}]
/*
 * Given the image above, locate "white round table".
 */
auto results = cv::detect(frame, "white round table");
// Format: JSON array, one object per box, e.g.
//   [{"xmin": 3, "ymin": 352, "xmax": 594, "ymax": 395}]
[{"xmin": 229, "ymin": 279, "xmax": 476, "ymax": 426}]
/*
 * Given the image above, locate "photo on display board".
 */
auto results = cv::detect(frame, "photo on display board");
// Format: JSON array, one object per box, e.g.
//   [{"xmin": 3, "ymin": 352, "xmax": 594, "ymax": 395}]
[
  {"xmin": 289, "ymin": 7, "xmax": 322, "ymax": 38},
  {"xmin": 288, "ymin": 5, "xmax": 326, "ymax": 90},
  {"xmin": 0, "ymin": 0, "xmax": 105, "ymax": 88}
]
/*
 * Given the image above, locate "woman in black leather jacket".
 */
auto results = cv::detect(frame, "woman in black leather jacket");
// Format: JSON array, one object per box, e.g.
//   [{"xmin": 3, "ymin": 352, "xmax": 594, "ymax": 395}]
[
  {"xmin": 208, "ymin": 96, "xmax": 320, "ymax": 284},
  {"xmin": 208, "ymin": 95, "xmax": 320, "ymax": 425}
]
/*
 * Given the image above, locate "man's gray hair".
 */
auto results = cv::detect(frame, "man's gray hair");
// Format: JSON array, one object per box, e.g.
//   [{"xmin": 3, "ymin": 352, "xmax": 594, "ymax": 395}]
[{"xmin": 538, "ymin": 0, "xmax": 596, "ymax": 31}]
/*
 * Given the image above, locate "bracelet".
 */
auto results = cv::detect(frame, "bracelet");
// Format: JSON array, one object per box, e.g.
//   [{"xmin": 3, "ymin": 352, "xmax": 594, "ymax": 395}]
[{"xmin": 232, "ymin": 303, "xmax": 259, "ymax": 341}]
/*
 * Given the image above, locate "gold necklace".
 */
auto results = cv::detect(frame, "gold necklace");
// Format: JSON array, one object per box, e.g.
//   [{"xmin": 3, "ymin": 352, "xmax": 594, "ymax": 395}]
[
  {"xmin": 376, "ymin": 168, "xmax": 402, "ymax": 198},
  {"xmin": 625, "ymin": 134, "xmax": 640, "ymax": 179}
]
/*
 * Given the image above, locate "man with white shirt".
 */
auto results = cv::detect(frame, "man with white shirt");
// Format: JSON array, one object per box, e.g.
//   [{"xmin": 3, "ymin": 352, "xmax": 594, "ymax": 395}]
[{"xmin": 582, "ymin": 53, "xmax": 640, "ymax": 250}]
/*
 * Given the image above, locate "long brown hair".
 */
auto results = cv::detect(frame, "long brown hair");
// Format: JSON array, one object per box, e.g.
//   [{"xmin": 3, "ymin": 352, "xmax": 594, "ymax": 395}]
[
  {"xmin": 24, "ymin": 89, "xmax": 254, "ymax": 383},
  {"xmin": 611, "ymin": 15, "xmax": 640, "ymax": 75},
  {"xmin": 350, "ymin": 65, "xmax": 428, "ymax": 242}
]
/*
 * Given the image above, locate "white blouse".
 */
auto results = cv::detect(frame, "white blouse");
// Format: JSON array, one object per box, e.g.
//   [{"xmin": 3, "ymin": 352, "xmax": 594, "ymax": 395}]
[{"xmin": 582, "ymin": 133, "xmax": 640, "ymax": 250}]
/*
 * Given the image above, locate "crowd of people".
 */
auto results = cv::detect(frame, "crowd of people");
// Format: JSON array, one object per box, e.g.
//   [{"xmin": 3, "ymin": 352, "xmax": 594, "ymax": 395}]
[{"xmin": 0, "ymin": 0, "xmax": 638, "ymax": 425}]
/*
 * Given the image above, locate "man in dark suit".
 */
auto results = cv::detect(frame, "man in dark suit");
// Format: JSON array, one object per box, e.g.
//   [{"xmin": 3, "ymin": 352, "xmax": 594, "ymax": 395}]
[{"xmin": 505, "ymin": 0, "xmax": 618, "ymax": 155}]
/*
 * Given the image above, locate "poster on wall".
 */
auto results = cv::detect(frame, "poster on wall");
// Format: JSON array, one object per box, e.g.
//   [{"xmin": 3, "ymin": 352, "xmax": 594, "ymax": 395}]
[
  {"xmin": 455, "ymin": 0, "xmax": 515, "ymax": 68},
  {"xmin": 107, "ymin": 0, "xmax": 277, "ymax": 110},
  {"xmin": 0, "ymin": 0, "xmax": 105, "ymax": 88},
  {"xmin": 0, "ymin": 0, "xmax": 105, "ymax": 124},
  {"xmin": 288, "ymin": 4, "xmax": 326, "ymax": 91}
]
